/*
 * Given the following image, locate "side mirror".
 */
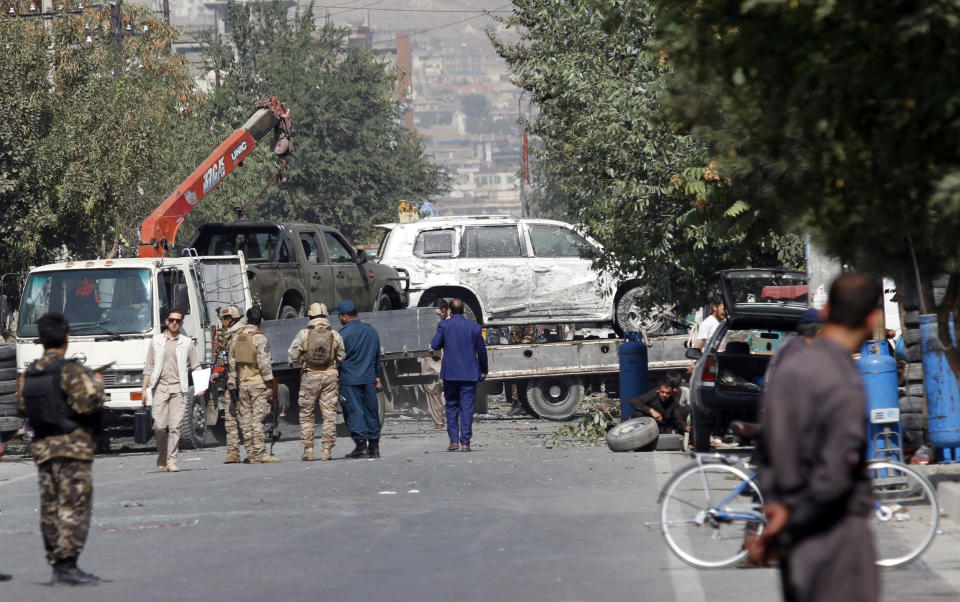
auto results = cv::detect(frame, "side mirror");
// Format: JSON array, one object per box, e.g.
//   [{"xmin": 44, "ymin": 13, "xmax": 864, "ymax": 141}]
[
  {"xmin": 685, "ymin": 347, "xmax": 702, "ymax": 360},
  {"xmin": 173, "ymin": 284, "xmax": 191, "ymax": 315},
  {"xmin": 355, "ymin": 249, "xmax": 369, "ymax": 265}
]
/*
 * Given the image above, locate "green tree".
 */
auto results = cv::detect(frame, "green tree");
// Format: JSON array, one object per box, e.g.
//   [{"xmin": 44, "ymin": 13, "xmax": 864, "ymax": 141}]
[
  {"xmin": 491, "ymin": 0, "xmax": 799, "ymax": 314},
  {"xmin": 651, "ymin": 1, "xmax": 960, "ymax": 366},
  {"xmin": 167, "ymin": 1, "xmax": 448, "ymax": 245},
  {"xmin": 0, "ymin": 4, "xmax": 191, "ymax": 287}
]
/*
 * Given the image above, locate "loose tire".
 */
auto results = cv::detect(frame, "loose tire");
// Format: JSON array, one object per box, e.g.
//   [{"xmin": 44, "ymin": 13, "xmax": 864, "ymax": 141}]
[
  {"xmin": 899, "ymin": 397, "xmax": 925, "ymax": 413},
  {"xmin": 905, "ymin": 363, "xmax": 924, "ymax": 382},
  {"xmin": 0, "ymin": 344, "xmax": 15, "ymax": 361},
  {"xmin": 903, "ymin": 383, "xmax": 925, "ymax": 397},
  {"xmin": 902, "ymin": 330, "xmax": 921, "ymax": 346},
  {"xmin": 903, "ymin": 311, "xmax": 920, "ymax": 327},
  {"xmin": 0, "ymin": 380, "xmax": 16, "ymax": 395},
  {"xmin": 523, "ymin": 377, "xmax": 584, "ymax": 420},
  {"xmin": 905, "ymin": 346, "xmax": 922, "ymax": 362},
  {"xmin": 178, "ymin": 393, "xmax": 207, "ymax": 450},
  {"xmin": 901, "ymin": 413, "xmax": 925, "ymax": 430},
  {"xmin": 659, "ymin": 462, "xmax": 763, "ymax": 569},
  {"xmin": 0, "ymin": 367, "xmax": 17, "ymax": 380},
  {"xmin": 606, "ymin": 417, "xmax": 659, "ymax": 452}
]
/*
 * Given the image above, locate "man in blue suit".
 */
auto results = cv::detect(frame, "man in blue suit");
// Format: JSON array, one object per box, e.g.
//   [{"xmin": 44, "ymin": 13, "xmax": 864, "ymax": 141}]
[{"xmin": 430, "ymin": 298, "xmax": 488, "ymax": 452}]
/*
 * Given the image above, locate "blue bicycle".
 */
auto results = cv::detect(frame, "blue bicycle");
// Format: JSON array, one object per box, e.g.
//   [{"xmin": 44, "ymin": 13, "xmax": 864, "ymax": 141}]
[{"xmin": 657, "ymin": 453, "xmax": 939, "ymax": 569}]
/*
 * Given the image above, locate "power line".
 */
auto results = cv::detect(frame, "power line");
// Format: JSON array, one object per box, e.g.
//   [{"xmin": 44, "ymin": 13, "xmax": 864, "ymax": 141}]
[
  {"xmin": 299, "ymin": 2, "xmax": 512, "ymax": 14},
  {"xmin": 370, "ymin": 3, "xmax": 511, "ymax": 45}
]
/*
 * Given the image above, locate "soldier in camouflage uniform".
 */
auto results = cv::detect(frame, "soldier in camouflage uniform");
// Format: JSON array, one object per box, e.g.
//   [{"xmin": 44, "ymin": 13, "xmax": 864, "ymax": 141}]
[
  {"xmin": 287, "ymin": 303, "xmax": 345, "ymax": 461},
  {"xmin": 213, "ymin": 305, "xmax": 245, "ymax": 464},
  {"xmin": 17, "ymin": 312, "xmax": 105, "ymax": 586},
  {"xmin": 228, "ymin": 307, "xmax": 278, "ymax": 463},
  {"xmin": 505, "ymin": 325, "xmax": 536, "ymax": 416}
]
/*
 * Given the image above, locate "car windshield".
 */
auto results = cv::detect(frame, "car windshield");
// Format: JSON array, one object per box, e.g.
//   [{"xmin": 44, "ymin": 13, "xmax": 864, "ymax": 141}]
[
  {"xmin": 723, "ymin": 272, "xmax": 808, "ymax": 310},
  {"xmin": 18, "ymin": 268, "xmax": 153, "ymax": 337}
]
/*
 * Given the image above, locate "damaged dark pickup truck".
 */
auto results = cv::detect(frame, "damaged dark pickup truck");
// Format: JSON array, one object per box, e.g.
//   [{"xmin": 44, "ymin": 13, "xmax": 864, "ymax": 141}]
[{"xmin": 188, "ymin": 222, "xmax": 408, "ymax": 319}]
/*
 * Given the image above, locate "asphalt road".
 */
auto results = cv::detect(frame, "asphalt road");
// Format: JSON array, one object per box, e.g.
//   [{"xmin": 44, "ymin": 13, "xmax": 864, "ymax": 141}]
[{"xmin": 2, "ymin": 417, "xmax": 960, "ymax": 601}]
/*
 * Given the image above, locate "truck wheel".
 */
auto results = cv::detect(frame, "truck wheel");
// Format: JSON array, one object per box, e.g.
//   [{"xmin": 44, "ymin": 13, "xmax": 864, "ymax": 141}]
[
  {"xmin": 691, "ymin": 405, "xmax": 712, "ymax": 453},
  {"xmin": 606, "ymin": 417, "xmax": 658, "ymax": 452},
  {"xmin": 178, "ymin": 393, "xmax": 207, "ymax": 450},
  {"xmin": 524, "ymin": 377, "xmax": 584, "ymax": 420},
  {"xmin": 375, "ymin": 293, "xmax": 392, "ymax": 312},
  {"xmin": 279, "ymin": 305, "xmax": 300, "ymax": 320},
  {"xmin": 614, "ymin": 286, "xmax": 668, "ymax": 336}
]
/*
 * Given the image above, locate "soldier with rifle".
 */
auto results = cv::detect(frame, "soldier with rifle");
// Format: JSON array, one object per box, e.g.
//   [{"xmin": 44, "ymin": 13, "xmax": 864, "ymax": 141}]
[
  {"xmin": 17, "ymin": 312, "xmax": 105, "ymax": 586},
  {"xmin": 213, "ymin": 305, "xmax": 245, "ymax": 464},
  {"xmin": 227, "ymin": 307, "xmax": 279, "ymax": 463}
]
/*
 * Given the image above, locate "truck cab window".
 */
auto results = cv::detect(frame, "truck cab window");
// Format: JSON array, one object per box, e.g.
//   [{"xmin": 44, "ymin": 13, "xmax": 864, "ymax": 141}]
[{"xmin": 299, "ymin": 233, "xmax": 321, "ymax": 263}]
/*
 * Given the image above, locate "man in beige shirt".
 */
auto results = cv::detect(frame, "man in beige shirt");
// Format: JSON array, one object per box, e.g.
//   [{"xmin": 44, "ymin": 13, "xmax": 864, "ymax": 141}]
[
  {"xmin": 142, "ymin": 308, "xmax": 202, "ymax": 472},
  {"xmin": 228, "ymin": 307, "xmax": 278, "ymax": 463}
]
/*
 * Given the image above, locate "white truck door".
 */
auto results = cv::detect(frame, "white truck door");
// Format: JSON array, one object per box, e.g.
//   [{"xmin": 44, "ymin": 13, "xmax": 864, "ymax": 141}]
[{"xmin": 197, "ymin": 253, "xmax": 254, "ymax": 317}]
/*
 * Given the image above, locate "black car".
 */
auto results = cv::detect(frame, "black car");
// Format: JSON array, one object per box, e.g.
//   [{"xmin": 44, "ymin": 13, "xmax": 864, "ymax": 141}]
[{"xmin": 686, "ymin": 268, "xmax": 807, "ymax": 452}]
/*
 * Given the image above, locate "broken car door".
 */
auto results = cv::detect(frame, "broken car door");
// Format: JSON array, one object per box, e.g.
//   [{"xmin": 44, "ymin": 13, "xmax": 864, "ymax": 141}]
[
  {"xmin": 322, "ymin": 230, "xmax": 368, "ymax": 307},
  {"xmin": 298, "ymin": 230, "xmax": 336, "ymax": 310},
  {"xmin": 457, "ymin": 224, "xmax": 532, "ymax": 322},
  {"xmin": 524, "ymin": 223, "xmax": 609, "ymax": 321}
]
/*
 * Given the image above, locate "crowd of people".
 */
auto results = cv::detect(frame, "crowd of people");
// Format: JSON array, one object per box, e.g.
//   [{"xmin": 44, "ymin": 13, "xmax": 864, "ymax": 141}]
[{"xmin": 14, "ymin": 296, "xmax": 488, "ymax": 586}]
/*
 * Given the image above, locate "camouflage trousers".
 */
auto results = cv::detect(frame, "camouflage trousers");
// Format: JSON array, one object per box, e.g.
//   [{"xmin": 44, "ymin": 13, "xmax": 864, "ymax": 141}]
[
  {"xmin": 299, "ymin": 370, "xmax": 338, "ymax": 450},
  {"xmin": 238, "ymin": 383, "xmax": 270, "ymax": 459},
  {"xmin": 224, "ymin": 392, "xmax": 240, "ymax": 457},
  {"xmin": 420, "ymin": 379, "xmax": 445, "ymax": 427},
  {"xmin": 37, "ymin": 458, "xmax": 93, "ymax": 565}
]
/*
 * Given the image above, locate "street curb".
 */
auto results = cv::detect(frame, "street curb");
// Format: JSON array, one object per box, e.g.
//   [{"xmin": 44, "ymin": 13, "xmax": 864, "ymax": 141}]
[{"xmin": 938, "ymin": 481, "xmax": 960, "ymax": 523}]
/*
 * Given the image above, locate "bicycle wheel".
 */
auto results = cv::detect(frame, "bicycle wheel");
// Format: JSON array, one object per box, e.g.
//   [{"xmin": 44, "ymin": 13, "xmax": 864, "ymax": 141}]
[
  {"xmin": 867, "ymin": 460, "xmax": 939, "ymax": 568},
  {"xmin": 659, "ymin": 461, "xmax": 764, "ymax": 569}
]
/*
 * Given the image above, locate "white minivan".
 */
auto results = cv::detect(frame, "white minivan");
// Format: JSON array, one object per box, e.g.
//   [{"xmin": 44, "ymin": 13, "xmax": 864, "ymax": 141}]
[{"xmin": 376, "ymin": 216, "xmax": 660, "ymax": 333}]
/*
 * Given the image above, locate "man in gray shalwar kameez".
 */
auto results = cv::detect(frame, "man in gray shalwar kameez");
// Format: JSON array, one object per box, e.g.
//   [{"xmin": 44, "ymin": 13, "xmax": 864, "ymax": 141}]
[{"xmin": 751, "ymin": 273, "xmax": 881, "ymax": 602}]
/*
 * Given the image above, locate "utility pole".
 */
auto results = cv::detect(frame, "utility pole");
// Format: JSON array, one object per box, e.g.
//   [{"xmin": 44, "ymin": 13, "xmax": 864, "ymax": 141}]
[
  {"xmin": 162, "ymin": 0, "xmax": 169, "ymax": 26},
  {"xmin": 110, "ymin": 0, "xmax": 122, "ymax": 77}
]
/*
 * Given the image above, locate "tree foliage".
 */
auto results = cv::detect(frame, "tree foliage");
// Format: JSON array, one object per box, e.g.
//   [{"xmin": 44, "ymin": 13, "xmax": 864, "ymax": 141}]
[
  {"xmin": 172, "ymin": 1, "xmax": 449, "ymax": 244},
  {"xmin": 651, "ymin": 1, "xmax": 960, "ymax": 363},
  {"xmin": 491, "ymin": 0, "xmax": 800, "ymax": 314},
  {"xmin": 0, "ymin": 0, "xmax": 447, "ymax": 297},
  {"xmin": 0, "ymin": 5, "xmax": 190, "ymax": 291}
]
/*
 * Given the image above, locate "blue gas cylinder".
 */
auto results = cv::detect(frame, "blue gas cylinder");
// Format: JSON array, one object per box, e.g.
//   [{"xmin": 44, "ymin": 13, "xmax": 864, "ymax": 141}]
[
  {"xmin": 857, "ymin": 339, "xmax": 902, "ymax": 461},
  {"xmin": 619, "ymin": 332, "xmax": 648, "ymax": 420},
  {"xmin": 920, "ymin": 314, "xmax": 960, "ymax": 458}
]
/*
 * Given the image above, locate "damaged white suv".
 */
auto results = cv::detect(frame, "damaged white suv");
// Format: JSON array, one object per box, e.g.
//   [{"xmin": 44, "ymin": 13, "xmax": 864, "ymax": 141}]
[{"xmin": 375, "ymin": 216, "xmax": 655, "ymax": 333}]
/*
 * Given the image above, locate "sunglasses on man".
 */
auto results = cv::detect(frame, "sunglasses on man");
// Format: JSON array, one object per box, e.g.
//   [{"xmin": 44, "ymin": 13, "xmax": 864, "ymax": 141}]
[{"xmin": 166, "ymin": 318, "xmax": 183, "ymax": 324}]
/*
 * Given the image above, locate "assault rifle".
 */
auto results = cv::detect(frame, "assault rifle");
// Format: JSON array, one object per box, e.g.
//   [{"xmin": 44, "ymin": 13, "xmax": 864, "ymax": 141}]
[{"xmin": 266, "ymin": 378, "xmax": 281, "ymax": 456}]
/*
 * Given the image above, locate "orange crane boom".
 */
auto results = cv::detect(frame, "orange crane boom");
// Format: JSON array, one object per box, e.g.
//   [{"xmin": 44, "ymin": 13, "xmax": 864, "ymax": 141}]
[{"xmin": 138, "ymin": 96, "xmax": 292, "ymax": 257}]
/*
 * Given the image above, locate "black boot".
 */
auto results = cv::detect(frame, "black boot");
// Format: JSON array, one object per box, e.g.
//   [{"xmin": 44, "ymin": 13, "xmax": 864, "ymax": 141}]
[
  {"xmin": 344, "ymin": 440, "xmax": 367, "ymax": 459},
  {"xmin": 52, "ymin": 558, "xmax": 100, "ymax": 586},
  {"xmin": 367, "ymin": 439, "xmax": 380, "ymax": 459}
]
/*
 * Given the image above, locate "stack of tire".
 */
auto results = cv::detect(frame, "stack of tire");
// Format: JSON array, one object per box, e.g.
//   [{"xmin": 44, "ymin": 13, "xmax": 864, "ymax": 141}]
[
  {"xmin": 897, "ymin": 277, "xmax": 948, "ymax": 452},
  {"xmin": 0, "ymin": 343, "xmax": 21, "ymax": 437}
]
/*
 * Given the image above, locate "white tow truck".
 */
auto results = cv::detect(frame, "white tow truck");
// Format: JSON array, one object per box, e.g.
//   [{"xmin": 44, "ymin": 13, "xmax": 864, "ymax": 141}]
[{"xmin": 15, "ymin": 253, "xmax": 251, "ymax": 448}]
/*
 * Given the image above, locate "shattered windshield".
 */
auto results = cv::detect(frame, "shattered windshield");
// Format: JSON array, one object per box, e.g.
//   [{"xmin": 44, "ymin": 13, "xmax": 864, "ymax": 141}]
[{"xmin": 18, "ymin": 269, "xmax": 153, "ymax": 337}]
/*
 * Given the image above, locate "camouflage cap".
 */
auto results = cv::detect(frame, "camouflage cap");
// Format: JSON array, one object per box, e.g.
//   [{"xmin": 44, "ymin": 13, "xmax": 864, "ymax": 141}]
[
  {"xmin": 220, "ymin": 305, "xmax": 243, "ymax": 320},
  {"xmin": 307, "ymin": 302, "xmax": 328, "ymax": 318}
]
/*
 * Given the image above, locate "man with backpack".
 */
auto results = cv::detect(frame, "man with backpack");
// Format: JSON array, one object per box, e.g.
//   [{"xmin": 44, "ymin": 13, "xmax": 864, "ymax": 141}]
[
  {"xmin": 288, "ymin": 303, "xmax": 345, "ymax": 461},
  {"xmin": 227, "ymin": 307, "xmax": 279, "ymax": 463}
]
